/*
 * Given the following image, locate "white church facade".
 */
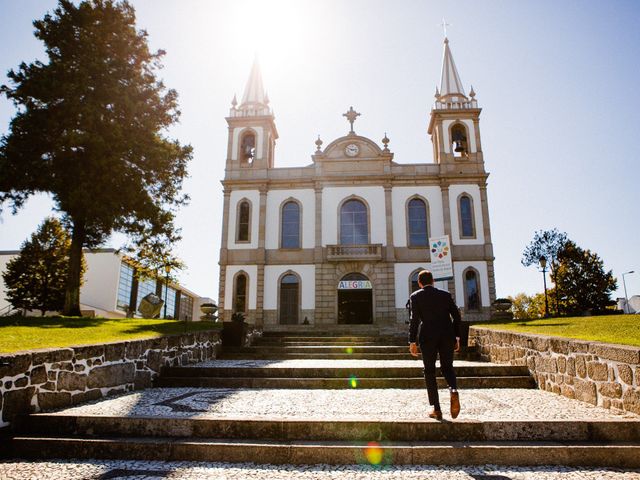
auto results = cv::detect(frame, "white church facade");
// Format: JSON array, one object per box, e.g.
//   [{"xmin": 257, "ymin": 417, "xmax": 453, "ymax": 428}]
[{"xmin": 218, "ymin": 38, "xmax": 496, "ymax": 331}]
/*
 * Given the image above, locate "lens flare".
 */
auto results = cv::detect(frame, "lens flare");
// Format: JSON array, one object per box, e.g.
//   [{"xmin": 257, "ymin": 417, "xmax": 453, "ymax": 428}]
[
  {"xmin": 349, "ymin": 375, "xmax": 358, "ymax": 388},
  {"xmin": 364, "ymin": 441, "xmax": 384, "ymax": 465},
  {"xmin": 346, "ymin": 347, "xmax": 354, "ymax": 354}
]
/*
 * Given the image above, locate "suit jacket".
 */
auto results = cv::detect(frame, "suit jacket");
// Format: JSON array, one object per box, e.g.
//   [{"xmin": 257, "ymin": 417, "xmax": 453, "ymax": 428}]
[{"xmin": 408, "ymin": 285, "xmax": 461, "ymax": 344}]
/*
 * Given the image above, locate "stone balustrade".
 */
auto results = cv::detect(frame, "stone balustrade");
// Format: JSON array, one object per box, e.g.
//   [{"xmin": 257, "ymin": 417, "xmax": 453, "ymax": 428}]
[
  {"xmin": 0, "ymin": 330, "xmax": 221, "ymax": 428},
  {"xmin": 470, "ymin": 326, "xmax": 640, "ymax": 415}
]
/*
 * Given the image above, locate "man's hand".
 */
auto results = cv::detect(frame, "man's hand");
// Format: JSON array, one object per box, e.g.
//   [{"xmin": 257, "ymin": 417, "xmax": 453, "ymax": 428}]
[
  {"xmin": 409, "ymin": 342, "xmax": 419, "ymax": 357},
  {"xmin": 454, "ymin": 338, "xmax": 461, "ymax": 353}
]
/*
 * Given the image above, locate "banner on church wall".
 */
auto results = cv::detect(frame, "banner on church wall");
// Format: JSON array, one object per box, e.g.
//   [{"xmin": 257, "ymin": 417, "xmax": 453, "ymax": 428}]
[
  {"xmin": 338, "ymin": 280, "xmax": 373, "ymax": 290},
  {"xmin": 429, "ymin": 235, "xmax": 453, "ymax": 281}
]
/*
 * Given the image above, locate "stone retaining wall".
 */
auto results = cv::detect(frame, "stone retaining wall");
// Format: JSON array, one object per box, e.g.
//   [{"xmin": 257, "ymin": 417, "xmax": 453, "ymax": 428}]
[
  {"xmin": 0, "ymin": 330, "xmax": 221, "ymax": 428},
  {"xmin": 470, "ymin": 326, "xmax": 640, "ymax": 415}
]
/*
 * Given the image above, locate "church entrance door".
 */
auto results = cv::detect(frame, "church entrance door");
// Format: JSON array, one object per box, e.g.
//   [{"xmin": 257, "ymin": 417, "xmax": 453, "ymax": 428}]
[{"xmin": 337, "ymin": 273, "xmax": 373, "ymax": 325}]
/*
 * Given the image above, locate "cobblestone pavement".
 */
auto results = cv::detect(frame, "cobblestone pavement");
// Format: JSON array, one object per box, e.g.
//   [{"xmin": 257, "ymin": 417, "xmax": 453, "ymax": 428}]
[
  {"xmin": 48, "ymin": 387, "xmax": 638, "ymax": 421},
  {"xmin": 188, "ymin": 359, "xmax": 491, "ymax": 368},
  {"xmin": 0, "ymin": 460, "xmax": 638, "ymax": 479}
]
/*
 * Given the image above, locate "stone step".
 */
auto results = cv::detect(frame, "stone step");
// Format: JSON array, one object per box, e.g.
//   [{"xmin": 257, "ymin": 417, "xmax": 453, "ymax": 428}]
[
  {"xmin": 256, "ymin": 340, "xmax": 401, "ymax": 347},
  {"xmin": 15, "ymin": 415, "xmax": 640, "ymax": 443},
  {"xmin": 257, "ymin": 336, "xmax": 404, "ymax": 343},
  {"xmin": 227, "ymin": 346, "xmax": 415, "ymax": 354},
  {"xmin": 6, "ymin": 436, "xmax": 640, "ymax": 467},
  {"xmin": 218, "ymin": 352, "xmax": 482, "ymax": 361},
  {"xmin": 155, "ymin": 375, "xmax": 535, "ymax": 389},
  {"xmin": 161, "ymin": 365, "xmax": 530, "ymax": 378}
]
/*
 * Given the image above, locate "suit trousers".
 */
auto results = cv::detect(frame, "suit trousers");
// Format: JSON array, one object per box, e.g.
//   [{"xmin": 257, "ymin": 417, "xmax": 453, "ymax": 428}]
[{"xmin": 419, "ymin": 335, "xmax": 457, "ymax": 410}]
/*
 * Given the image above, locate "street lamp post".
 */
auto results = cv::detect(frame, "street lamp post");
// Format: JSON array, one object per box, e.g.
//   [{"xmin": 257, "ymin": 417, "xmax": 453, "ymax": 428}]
[
  {"xmin": 163, "ymin": 264, "xmax": 171, "ymax": 319},
  {"xmin": 540, "ymin": 256, "xmax": 550, "ymax": 318},
  {"xmin": 622, "ymin": 271, "xmax": 635, "ymax": 314}
]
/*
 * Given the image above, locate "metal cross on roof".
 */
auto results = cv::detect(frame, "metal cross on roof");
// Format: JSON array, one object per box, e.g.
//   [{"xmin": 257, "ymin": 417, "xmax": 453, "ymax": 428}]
[
  {"xmin": 440, "ymin": 17, "xmax": 451, "ymax": 38},
  {"xmin": 343, "ymin": 106, "xmax": 360, "ymax": 134}
]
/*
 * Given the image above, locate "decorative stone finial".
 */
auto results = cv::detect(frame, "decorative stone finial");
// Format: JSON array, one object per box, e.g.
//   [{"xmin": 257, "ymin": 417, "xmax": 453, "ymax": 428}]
[
  {"xmin": 382, "ymin": 132, "xmax": 390, "ymax": 152},
  {"xmin": 435, "ymin": 86, "xmax": 440, "ymax": 98},
  {"xmin": 264, "ymin": 92, "xmax": 270, "ymax": 104},
  {"xmin": 315, "ymin": 135, "xmax": 323, "ymax": 152},
  {"xmin": 231, "ymin": 94, "xmax": 237, "ymax": 108},
  {"xmin": 469, "ymin": 85, "xmax": 476, "ymax": 98}
]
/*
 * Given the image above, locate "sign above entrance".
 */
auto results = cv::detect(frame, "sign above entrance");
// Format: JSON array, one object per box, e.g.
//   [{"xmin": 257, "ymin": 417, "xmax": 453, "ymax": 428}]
[
  {"xmin": 429, "ymin": 234, "xmax": 453, "ymax": 281},
  {"xmin": 338, "ymin": 280, "xmax": 372, "ymax": 290}
]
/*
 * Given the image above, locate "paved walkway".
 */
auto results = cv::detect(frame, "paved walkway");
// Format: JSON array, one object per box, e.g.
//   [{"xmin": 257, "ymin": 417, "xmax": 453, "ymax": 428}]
[
  {"xmin": 47, "ymin": 387, "xmax": 638, "ymax": 421},
  {"xmin": 0, "ymin": 460, "xmax": 638, "ymax": 479}
]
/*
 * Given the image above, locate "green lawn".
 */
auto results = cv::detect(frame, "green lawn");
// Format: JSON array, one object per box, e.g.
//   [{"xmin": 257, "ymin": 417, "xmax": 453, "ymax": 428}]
[
  {"xmin": 478, "ymin": 314, "xmax": 640, "ymax": 347},
  {"xmin": 0, "ymin": 316, "xmax": 221, "ymax": 354}
]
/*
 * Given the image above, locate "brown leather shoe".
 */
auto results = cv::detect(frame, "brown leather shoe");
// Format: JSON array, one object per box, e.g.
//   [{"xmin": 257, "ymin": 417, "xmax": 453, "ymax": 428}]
[
  {"xmin": 429, "ymin": 409, "xmax": 443, "ymax": 420},
  {"xmin": 450, "ymin": 391, "xmax": 460, "ymax": 419}
]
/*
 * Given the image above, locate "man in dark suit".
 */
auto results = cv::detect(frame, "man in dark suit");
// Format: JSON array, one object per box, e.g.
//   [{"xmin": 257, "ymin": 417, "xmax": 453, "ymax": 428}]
[{"xmin": 408, "ymin": 269, "xmax": 461, "ymax": 420}]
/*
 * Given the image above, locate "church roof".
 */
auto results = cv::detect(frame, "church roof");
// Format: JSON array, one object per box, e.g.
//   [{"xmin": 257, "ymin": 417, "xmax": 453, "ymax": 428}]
[
  {"xmin": 241, "ymin": 56, "xmax": 268, "ymax": 107},
  {"xmin": 439, "ymin": 37, "xmax": 466, "ymax": 99}
]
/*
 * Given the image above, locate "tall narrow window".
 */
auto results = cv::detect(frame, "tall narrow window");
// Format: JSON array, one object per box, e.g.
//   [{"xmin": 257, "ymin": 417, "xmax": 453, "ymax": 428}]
[
  {"xmin": 459, "ymin": 194, "xmax": 475, "ymax": 238},
  {"xmin": 234, "ymin": 273, "xmax": 248, "ymax": 313},
  {"xmin": 407, "ymin": 198, "xmax": 428, "ymax": 247},
  {"xmin": 281, "ymin": 201, "xmax": 300, "ymax": 249},
  {"xmin": 465, "ymin": 269, "xmax": 480, "ymax": 311},
  {"xmin": 451, "ymin": 123, "xmax": 468, "ymax": 157},
  {"xmin": 237, "ymin": 200, "xmax": 251, "ymax": 242},
  {"xmin": 240, "ymin": 132, "xmax": 256, "ymax": 166},
  {"xmin": 279, "ymin": 274, "xmax": 299, "ymax": 324},
  {"xmin": 340, "ymin": 199, "xmax": 368, "ymax": 245}
]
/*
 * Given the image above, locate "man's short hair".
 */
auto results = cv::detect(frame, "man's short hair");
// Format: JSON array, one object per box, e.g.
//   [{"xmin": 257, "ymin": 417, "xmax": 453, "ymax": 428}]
[{"xmin": 418, "ymin": 270, "xmax": 434, "ymax": 286}]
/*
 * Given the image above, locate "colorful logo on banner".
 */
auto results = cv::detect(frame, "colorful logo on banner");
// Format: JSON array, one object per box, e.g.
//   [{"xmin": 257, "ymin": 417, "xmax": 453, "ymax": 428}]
[{"xmin": 429, "ymin": 235, "xmax": 453, "ymax": 280}]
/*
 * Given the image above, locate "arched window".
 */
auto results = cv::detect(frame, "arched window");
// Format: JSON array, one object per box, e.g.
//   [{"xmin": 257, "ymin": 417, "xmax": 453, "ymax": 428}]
[
  {"xmin": 340, "ymin": 199, "xmax": 368, "ymax": 245},
  {"xmin": 240, "ymin": 131, "xmax": 256, "ymax": 166},
  {"xmin": 236, "ymin": 200, "xmax": 251, "ymax": 242},
  {"xmin": 279, "ymin": 273, "xmax": 299, "ymax": 324},
  {"xmin": 407, "ymin": 198, "xmax": 428, "ymax": 247},
  {"xmin": 458, "ymin": 194, "xmax": 475, "ymax": 238},
  {"xmin": 233, "ymin": 272, "xmax": 248, "ymax": 313},
  {"xmin": 409, "ymin": 269, "xmax": 425, "ymax": 294},
  {"xmin": 281, "ymin": 201, "xmax": 300, "ymax": 249},
  {"xmin": 464, "ymin": 269, "xmax": 480, "ymax": 311},
  {"xmin": 451, "ymin": 123, "xmax": 468, "ymax": 157}
]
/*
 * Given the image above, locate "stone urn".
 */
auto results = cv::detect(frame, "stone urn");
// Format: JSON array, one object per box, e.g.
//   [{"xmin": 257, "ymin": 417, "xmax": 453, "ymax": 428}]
[
  {"xmin": 200, "ymin": 302, "xmax": 218, "ymax": 321},
  {"xmin": 492, "ymin": 299, "xmax": 512, "ymax": 312}
]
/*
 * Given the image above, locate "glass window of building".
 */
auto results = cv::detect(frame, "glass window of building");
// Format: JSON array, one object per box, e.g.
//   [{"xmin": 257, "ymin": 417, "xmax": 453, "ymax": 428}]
[
  {"xmin": 407, "ymin": 198, "xmax": 428, "ymax": 247},
  {"xmin": 161, "ymin": 286, "xmax": 177, "ymax": 319},
  {"xmin": 234, "ymin": 273, "xmax": 248, "ymax": 313},
  {"xmin": 237, "ymin": 201, "xmax": 251, "ymax": 242},
  {"xmin": 279, "ymin": 274, "xmax": 299, "ymax": 324},
  {"xmin": 459, "ymin": 195, "xmax": 475, "ymax": 238},
  {"xmin": 179, "ymin": 293, "xmax": 194, "ymax": 321},
  {"xmin": 281, "ymin": 201, "xmax": 300, "ymax": 249},
  {"xmin": 465, "ymin": 269, "xmax": 480, "ymax": 310},
  {"xmin": 410, "ymin": 269, "xmax": 424, "ymax": 294},
  {"xmin": 117, "ymin": 262, "xmax": 135, "ymax": 312},
  {"xmin": 340, "ymin": 199, "xmax": 368, "ymax": 245}
]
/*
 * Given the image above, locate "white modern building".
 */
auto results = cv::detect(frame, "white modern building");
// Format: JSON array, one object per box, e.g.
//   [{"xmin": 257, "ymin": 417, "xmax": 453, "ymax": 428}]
[
  {"xmin": 0, "ymin": 248, "xmax": 209, "ymax": 320},
  {"xmin": 218, "ymin": 37, "xmax": 496, "ymax": 331}
]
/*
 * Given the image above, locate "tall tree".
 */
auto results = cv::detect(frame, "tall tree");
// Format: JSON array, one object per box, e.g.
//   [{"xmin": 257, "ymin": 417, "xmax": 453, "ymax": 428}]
[
  {"xmin": 521, "ymin": 229, "xmax": 568, "ymax": 315},
  {"xmin": 554, "ymin": 240, "xmax": 617, "ymax": 315},
  {"xmin": 2, "ymin": 217, "xmax": 83, "ymax": 315},
  {"xmin": 0, "ymin": 0, "xmax": 191, "ymax": 315}
]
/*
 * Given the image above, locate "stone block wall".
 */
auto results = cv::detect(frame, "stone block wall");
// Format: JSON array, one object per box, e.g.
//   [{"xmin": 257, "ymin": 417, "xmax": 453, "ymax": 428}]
[
  {"xmin": 0, "ymin": 330, "xmax": 221, "ymax": 428},
  {"xmin": 470, "ymin": 327, "xmax": 640, "ymax": 415}
]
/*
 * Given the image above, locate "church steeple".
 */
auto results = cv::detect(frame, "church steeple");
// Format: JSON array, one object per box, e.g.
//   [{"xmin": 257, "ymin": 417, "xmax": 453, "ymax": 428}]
[
  {"xmin": 439, "ymin": 37, "xmax": 466, "ymax": 100},
  {"xmin": 428, "ymin": 37, "xmax": 483, "ymax": 169},
  {"xmin": 226, "ymin": 58, "xmax": 278, "ymax": 171}
]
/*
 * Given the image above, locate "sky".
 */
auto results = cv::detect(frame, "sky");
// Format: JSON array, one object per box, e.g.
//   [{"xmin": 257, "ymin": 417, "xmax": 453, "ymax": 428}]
[{"xmin": 1, "ymin": 0, "xmax": 639, "ymax": 302}]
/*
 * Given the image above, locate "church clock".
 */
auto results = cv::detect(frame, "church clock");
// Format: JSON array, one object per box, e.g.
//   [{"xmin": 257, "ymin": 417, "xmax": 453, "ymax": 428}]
[{"xmin": 345, "ymin": 144, "xmax": 359, "ymax": 157}]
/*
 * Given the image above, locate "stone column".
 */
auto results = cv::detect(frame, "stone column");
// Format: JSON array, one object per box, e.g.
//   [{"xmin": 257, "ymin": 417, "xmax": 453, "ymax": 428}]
[
  {"xmin": 383, "ymin": 184, "xmax": 395, "ymax": 262},
  {"xmin": 441, "ymin": 183, "xmax": 456, "ymax": 300},
  {"xmin": 218, "ymin": 189, "xmax": 231, "ymax": 317},
  {"xmin": 480, "ymin": 184, "xmax": 496, "ymax": 305},
  {"xmin": 255, "ymin": 185, "xmax": 268, "ymax": 327}
]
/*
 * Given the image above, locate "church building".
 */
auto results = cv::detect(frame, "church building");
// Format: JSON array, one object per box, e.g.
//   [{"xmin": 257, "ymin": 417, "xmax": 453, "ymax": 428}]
[{"xmin": 218, "ymin": 38, "xmax": 496, "ymax": 331}]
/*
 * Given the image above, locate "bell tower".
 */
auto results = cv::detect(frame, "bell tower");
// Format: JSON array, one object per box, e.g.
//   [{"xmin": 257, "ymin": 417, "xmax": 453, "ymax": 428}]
[
  {"xmin": 225, "ymin": 57, "xmax": 278, "ymax": 172},
  {"xmin": 427, "ymin": 37, "xmax": 484, "ymax": 174}
]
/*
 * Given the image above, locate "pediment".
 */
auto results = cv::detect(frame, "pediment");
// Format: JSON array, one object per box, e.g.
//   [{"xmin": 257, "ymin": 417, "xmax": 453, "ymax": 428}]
[{"xmin": 319, "ymin": 134, "xmax": 385, "ymax": 160}]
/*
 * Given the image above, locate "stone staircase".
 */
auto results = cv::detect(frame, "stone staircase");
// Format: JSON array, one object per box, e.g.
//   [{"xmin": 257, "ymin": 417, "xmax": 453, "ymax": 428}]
[{"xmin": 4, "ymin": 332, "xmax": 640, "ymax": 467}]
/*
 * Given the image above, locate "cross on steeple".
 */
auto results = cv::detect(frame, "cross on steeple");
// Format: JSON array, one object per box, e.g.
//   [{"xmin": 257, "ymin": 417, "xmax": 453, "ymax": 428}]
[
  {"xmin": 343, "ymin": 106, "xmax": 361, "ymax": 134},
  {"xmin": 440, "ymin": 17, "xmax": 451, "ymax": 38}
]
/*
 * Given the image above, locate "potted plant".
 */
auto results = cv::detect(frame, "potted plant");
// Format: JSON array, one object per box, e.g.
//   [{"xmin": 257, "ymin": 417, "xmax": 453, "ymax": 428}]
[{"xmin": 222, "ymin": 312, "xmax": 248, "ymax": 347}]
